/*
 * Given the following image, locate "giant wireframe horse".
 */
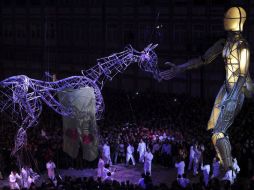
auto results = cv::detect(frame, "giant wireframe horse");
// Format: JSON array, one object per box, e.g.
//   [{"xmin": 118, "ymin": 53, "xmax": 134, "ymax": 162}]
[{"xmin": 0, "ymin": 44, "xmax": 161, "ymax": 154}]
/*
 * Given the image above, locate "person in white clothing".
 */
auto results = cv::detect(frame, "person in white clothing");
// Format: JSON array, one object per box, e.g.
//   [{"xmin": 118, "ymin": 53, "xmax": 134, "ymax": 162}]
[
  {"xmin": 188, "ymin": 145, "xmax": 195, "ymax": 171},
  {"xmin": 233, "ymin": 158, "xmax": 240, "ymax": 174},
  {"xmin": 21, "ymin": 167, "xmax": 28, "ymax": 188},
  {"xmin": 211, "ymin": 157, "xmax": 220, "ymax": 178},
  {"xmin": 144, "ymin": 148, "xmax": 153, "ymax": 175},
  {"xmin": 201, "ymin": 163, "xmax": 210, "ymax": 187},
  {"xmin": 138, "ymin": 173, "xmax": 146, "ymax": 189},
  {"xmin": 200, "ymin": 144, "xmax": 205, "ymax": 152},
  {"xmin": 27, "ymin": 176, "xmax": 35, "ymax": 187},
  {"xmin": 102, "ymin": 164, "xmax": 115, "ymax": 181},
  {"xmin": 177, "ymin": 173, "xmax": 190, "ymax": 188},
  {"xmin": 137, "ymin": 139, "xmax": 146, "ymax": 163},
  {"xmin": 126, "ymin": 143, "xmax": 136, "ymax": 166},
  {"xmin": 21, "ymin": 166, "xmax": 39, "ymax": 188},
  {"xmin": 193, "ymin": 145, "xmax": 201, "ymax": 175},
  {"xmin": 175, "ymin": 159, "xmax": 185, "ymax": 177},
  {"xmin": 222, "ymin": 167, "xmax": 236, "ymax": 184},
  {"xmin": 102, "ymin": 142, "xmax": 112, "ymax": 165},
  {"xmin": 9, "ymin": 170, "xmax": 21, "ymax": 190},
  {"xmin": 21, "ymin": 166, "xmax": 35, "ymax": 189},
  {"xmin": 104, "ymin": 171, "xmax": 114, "ymax": 182},
  {"xmin": 46, "ymin": 160, "xmax": 56, "ymax": 181},
  {"xmin": 97, "ymin": 156, "xmax": 105, "ymax": 178},
  {"xmin": 159, "ymin": 135, "xmax": 164, "ymax": 142}
]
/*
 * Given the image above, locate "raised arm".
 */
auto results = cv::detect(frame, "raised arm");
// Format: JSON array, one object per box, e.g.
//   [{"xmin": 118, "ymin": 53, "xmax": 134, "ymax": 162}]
[{"xmin": 160, "ymin": 38, "xmax": 225, "ymax": 80}]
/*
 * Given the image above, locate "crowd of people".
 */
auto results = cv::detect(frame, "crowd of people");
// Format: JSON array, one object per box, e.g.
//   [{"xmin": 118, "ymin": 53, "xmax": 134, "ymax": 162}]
[
  {"xmin": 1, "ymin": 174, "xmax": 254, "ymax": 190},
  {"xmin": 0, "ymin": 89, "xmax": 254, "ymax": 189}
]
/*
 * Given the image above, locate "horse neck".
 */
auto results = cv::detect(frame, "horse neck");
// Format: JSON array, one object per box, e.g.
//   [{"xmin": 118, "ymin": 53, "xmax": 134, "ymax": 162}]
[{"xmin": 83, "ymin": 49, "xmax": 139, "ymax": 89}]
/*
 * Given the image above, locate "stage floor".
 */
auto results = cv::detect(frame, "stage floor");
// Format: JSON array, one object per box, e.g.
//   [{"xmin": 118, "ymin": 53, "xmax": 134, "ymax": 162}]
[{"xmin": 0, "ymin": 163, "xmax": 196, "ymax": 188}]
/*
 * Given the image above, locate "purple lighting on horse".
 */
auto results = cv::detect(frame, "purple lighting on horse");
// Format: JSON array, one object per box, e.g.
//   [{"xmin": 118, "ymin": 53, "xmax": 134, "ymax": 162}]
[{"xmin": 0, "ymin": 44, "xmax": 160, "ymax": 154}]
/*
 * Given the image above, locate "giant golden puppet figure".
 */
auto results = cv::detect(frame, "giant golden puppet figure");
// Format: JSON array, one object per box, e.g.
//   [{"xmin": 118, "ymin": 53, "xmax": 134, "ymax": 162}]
[{"xmin": 161, "ymin": 7, "xmax": 253, "ymax": 171}]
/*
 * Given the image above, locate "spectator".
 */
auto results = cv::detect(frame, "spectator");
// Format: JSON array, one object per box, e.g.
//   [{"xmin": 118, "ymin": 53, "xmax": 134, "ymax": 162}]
[
  {"xmin": 161, "ymin": 140, "xmax": 172, "ymax": 167},
  {"xmin": 138, "ymin": 139, "xmax": 146, "ymax": 163},
  {"xmin": 177, "ymin": 173, "xmax": 190, "ymax": 188},
  {"xmin": 175, "ymin": 158, "xmax": 185, "ymax": 177},
  {"xmin": 211, "ymin": 157, "xmax": 220, "ymax": 178},
  {"xmin": 144, "ymin": 148, "xmax": 153, "ymax": 176},
  {"xmin": 188, "ymin": 144, "xmax": 195, "ymax": 171},
  {"xmin": 201, "ymin": 162, "xmax": 210, "ymax": 187},
  {"xmin": 9, "ymin": 170, "xmax": 21, "ymax": 190},
  {"xmin": 102, "ymin": 142, "xmax": 112, "ymax": 166},
  {"xmin": 46, "ymin": 159, "xmax": 56, "ymax": 182},
  {"xmin": 126, "ymin": 142, "xmax": 136, "ymax": 166}
]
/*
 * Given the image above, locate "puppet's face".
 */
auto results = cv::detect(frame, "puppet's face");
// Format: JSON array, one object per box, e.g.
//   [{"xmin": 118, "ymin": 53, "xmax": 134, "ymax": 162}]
[{"xmin": 224, "ymin": 7, "xmax": 246, "ymax": 32}]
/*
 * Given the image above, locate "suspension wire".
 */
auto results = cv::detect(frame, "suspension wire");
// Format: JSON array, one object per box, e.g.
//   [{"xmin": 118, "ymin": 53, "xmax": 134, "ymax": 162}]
[
  {"xmin": 148, "ymin": 11, "xmax": 161, "ymax": 44},
  {"xmin": 44, "ymin": 14, "xmax": 52, "ymax": 81},
  {"xmin": 124, "ymin": 12, "xmax": 161, "ymax": 126},
  {"xmin": 126, "ymin": 94, "xmax": 137, "ymax": 124}
]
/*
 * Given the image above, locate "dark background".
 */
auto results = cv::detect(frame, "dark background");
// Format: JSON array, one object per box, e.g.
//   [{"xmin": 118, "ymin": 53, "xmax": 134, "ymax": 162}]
[{"xmin": 0, "ymin": 0, "xmax": 253, "ymax": 99}]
